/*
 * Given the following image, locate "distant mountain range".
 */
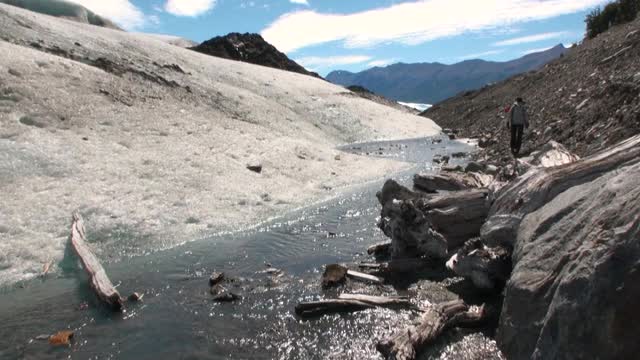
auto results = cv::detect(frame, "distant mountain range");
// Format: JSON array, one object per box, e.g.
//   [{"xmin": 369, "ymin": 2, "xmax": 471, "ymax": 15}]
[
  {"xmin": 326, "ymin": 45, "xmax": 568, "ymax": 104},
  {"xmin": 191, "ymin": 33, "xmax": 321, "ymax": 78}
]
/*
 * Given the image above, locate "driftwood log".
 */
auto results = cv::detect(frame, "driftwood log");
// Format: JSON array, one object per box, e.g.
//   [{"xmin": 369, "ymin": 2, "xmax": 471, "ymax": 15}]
[
  {"xmin": 492, "ymin": 135, "xmax": 640, "ymax": 218},
  {"xmin": 377, "ymin": 299, "xmax": 487, "ymax": 360},
  {"xmin": 347, "ymin": 269, "xmax": 383, "ymax": 284},
  {"xmin": 378, "ymin": 180, "xmax": 491, "ymax": 259},
  {"xmin": 70, "ymin": 213, "xmax": 123, "ymax": 310},
  {"xmin": 295, "ymin": 294, "xmax": 415, "ymax": 318},
  {"xmin": 413, "ymin": 171, "xmax": 492, "ymax": 193}
]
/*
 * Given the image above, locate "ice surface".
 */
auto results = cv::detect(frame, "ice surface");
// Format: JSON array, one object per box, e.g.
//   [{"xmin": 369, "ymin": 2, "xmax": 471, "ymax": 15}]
[{"xmin": 0, "ymin": 4, "xmax": 440, "ymax": 286}]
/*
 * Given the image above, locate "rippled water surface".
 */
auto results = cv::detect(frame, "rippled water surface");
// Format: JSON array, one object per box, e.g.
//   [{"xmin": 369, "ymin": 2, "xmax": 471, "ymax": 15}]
[{"xmin": 0, "ymin": 136, "xmax": 505, "ymax": 359}]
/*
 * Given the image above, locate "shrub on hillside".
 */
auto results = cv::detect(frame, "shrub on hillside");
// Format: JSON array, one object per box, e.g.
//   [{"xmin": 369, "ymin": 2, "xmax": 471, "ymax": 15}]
[{"xmin": 586, "ymin": 0, "xmax": 640, "ymax": 38}]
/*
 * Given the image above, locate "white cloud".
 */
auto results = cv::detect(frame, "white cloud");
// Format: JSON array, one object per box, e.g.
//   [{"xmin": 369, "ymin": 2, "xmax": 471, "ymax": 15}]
[
  {"xmin": 290, "ymin": 0, "xmax": 309, "ymax": 5},
  {"xmin": 164, "ymin": 0, "xmax": 217, "ymax": 16},
  {"xmin": 368, "ymin": 59, "xmax": 396, "ymax": 67},
  {"xmin": 262, "ymin": 0, "xmax": 607, "ymax": 53},
  {"xmin": 457, "ymin": 50, "xmax": 503, "ymax": 60},
  {"xmin": 295, "ymin": 55, "xmax": 372, "ymax": 68},
  {"xmin": 493, "ymin": 31, "xmax": 570, "ymax": 46},
  {"xmin": 67, "ymin": 0, "xmax": 146, "ymax": 29}
]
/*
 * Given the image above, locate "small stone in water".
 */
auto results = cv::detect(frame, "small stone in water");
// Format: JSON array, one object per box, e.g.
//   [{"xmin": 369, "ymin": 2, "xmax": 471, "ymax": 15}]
[
  {"xmin": 128, "ymin": 292, "xmax": 143, "ymax": 302},
  {"xmin": 209, "ymin": 272, "xmax": 225, "ymax": 286}
]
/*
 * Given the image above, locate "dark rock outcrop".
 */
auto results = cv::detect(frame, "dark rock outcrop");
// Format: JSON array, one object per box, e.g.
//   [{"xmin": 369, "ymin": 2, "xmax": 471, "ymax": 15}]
[{"xmin": 191, "ymin": 33, "xmax": 320, "ymax": 78}]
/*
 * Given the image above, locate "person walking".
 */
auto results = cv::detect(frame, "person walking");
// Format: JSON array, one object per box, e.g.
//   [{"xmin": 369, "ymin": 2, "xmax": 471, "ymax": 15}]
[{"xmin": 508, "ymin": 97, "xmax": 529, "ymax": 155}]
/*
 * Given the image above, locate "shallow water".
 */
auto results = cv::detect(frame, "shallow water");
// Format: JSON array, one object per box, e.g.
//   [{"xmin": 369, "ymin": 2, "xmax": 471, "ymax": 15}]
[{"xmin": 0, "ymin": 136, "xmax": 504, "ymax": 360}]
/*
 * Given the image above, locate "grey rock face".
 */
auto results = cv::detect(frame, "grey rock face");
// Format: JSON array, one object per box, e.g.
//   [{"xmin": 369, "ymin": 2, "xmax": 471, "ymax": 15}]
[
  {"xmin": 480, "ymin": 214, "xmax": 522, "ymax": 249},
  {"xmin": 496, "ymin": 135, "xmax": 640, "ymax": 359}
]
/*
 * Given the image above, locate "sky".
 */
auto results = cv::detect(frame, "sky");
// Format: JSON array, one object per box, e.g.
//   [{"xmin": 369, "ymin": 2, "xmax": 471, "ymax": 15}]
[{"xmin": 68, "ymin": 0, "xmax": 609, "ymax": 76}]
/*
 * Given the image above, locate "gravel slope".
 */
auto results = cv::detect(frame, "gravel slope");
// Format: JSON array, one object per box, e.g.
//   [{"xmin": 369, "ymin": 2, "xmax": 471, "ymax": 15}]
[{"xmin": 0, "ymin": 4, "xmax": 440, "ymax": 286}]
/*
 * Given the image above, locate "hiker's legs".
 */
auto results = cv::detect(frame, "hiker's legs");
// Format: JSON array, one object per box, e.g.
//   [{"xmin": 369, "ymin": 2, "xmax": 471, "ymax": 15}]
[
  {"xmin": 514, "ymin": 126, "xmax": 523, "ymax": 154},
  {"xmin": 510, "ymin": 126, "xmax": 517, "ymax": 153}
]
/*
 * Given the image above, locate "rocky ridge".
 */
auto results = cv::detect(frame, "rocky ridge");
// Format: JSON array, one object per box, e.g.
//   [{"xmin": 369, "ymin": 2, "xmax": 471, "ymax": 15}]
[
  {"xmin": 191, "ymin": 32, "xmax": 321, "ymax": 78},
  {"xmin": 422, "ymin": 17, "xmax": 640, "ymax": 167}
]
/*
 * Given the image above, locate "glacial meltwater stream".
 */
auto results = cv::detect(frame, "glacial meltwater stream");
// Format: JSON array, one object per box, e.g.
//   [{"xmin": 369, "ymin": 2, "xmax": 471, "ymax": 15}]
[{"xmin": 0, "ymin": 136, "xmax": 504, "ymax": 360}]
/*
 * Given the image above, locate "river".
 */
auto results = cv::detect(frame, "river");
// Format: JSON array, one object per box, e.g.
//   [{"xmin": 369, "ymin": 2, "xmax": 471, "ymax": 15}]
[{"xmin": 0, "ymin": 136, "xmax": 504, "ymax": 360}]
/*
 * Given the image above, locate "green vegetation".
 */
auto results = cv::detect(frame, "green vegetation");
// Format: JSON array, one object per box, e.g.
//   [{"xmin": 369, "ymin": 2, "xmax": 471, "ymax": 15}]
[{"xmin": 586, "ymin": 0, "xmax": 640, "ymax": 38}]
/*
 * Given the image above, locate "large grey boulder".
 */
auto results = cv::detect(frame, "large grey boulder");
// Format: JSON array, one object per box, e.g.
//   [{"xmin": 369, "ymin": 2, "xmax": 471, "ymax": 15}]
[
  {"xmin": 515, "ymin": 140, "xmax": 580, "ymax": 175},
  {"xmin": 494, "ymin": 135, "xmax": 640, "ymax": 359}
]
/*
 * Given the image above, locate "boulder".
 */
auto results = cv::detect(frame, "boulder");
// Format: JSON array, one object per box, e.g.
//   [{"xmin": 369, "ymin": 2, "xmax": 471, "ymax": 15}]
[
  {"xmin": 515, "ymin": 141, "xmax": 580, "ymax": 176},
  {"xmin": 484, "ymin": 164, "xmax": 499, "ymax": 175},
  {"xmin": 432, "ymin": 154, "xmax": 450, "ymax": 164},
  {"xmin": 322, "ymin": 264, "xmax": 348, "ymax": 288},
  {"xmin": 246, "ymin": 163, "xmax": 262, "ymax": 173},
  {"xmin": 489, "ymin": 135, "xmax": 640, "ymax": 359},
  {"xmin": 480, "ymin": 214, "xmax": 521, "ymax": 248},
  {"xmin": 464, "ymin": 161, "xmax": 485, "ymax": 173},
  {"xmin": 525, "ymin": 140, "xmax": 580, "ymax": 168}
]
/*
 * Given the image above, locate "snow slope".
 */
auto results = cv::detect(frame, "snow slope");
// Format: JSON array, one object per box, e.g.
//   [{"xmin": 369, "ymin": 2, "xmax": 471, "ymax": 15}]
[{"xmin": 0, "ymin": 4, "xmax": 439, "ymax": 286}]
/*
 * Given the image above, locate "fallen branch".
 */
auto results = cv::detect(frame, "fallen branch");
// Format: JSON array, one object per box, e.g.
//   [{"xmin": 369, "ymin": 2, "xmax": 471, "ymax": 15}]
[
  {"xmin": 295, "ymin": 294, "xmax": 415, "ymax": 318},
  {"xmin": 347, "ymin": 269, "xmax": 383, "ymax": 284},
  {"xmin": 377, "ymin": 299, "xmax": 487, "ymax": 360},
  {"xmin": 70, "ymin": 213, "xmax": 123, "ymax": 310},
  {"xmin": 413, "ymin": 172, "xmax": 492, "ymax": 193}
]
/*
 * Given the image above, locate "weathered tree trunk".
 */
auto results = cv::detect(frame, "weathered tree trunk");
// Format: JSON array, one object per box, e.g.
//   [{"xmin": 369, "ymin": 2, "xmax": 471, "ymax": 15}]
[
  {"xmin": 377, "ymin": 180, "xmax": 491, "ymax": 259},
  {"xmin": 483, "ymin": 135, "xmax": 640, "ymax": 248},
  {"xmin": 347, "ymin": 269, "xmax": 383, "ymax": 284},
  {"xmin": 417, "ymin": 188, "xmax": 491, "ymax": 249},
  {"xmin": 492, "ymin": 135, "xmax": 640, "ymax": 217},
  {"xmin": 377, "ymin": 300, "xmax": 486, "ymax": 360},
  {"xmin": 413, "ymin": 171, "xmax": 492, "ymax": 193},
  {"xmin": 70, "ymin": 213, "xmax": 123, "ymax": 310},
  {"xmin": 295, "ymin": 294, "xmax": 414, "ymax": 318}
]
